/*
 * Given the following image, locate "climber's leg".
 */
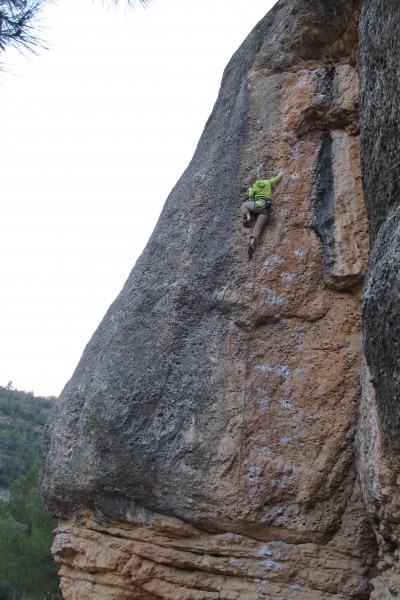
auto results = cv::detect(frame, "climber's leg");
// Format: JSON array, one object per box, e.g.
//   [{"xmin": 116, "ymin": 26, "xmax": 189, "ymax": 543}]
[
  {"xmin": 251, "ymin": 211, "xmax": 269, "ymax": 243},
  {"xmin": 241, "ymin": 201, "xmax": 256, "ymax": 226}
]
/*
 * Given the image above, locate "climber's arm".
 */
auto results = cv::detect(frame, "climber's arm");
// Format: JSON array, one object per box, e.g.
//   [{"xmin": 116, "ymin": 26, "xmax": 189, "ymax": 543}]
[{"xmin": 269, "ymin": 174, "xmax": 283, "ymax": 186}]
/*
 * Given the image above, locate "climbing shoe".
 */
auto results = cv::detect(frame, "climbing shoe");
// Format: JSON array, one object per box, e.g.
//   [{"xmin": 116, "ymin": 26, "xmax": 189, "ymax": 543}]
[
  {"xmin": 247, "ymin": 237, "xmax": 256, "ymax": 257},
  {"xmin": 243, "ymin": 217, "xmax": 253, "ymax": 228}
]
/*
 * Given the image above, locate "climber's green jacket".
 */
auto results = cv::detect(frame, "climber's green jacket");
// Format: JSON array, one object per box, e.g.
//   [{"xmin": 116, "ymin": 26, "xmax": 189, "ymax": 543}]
[{"xmin": 248, "ymin": 175, "xmax": 282, "ymax": 200}]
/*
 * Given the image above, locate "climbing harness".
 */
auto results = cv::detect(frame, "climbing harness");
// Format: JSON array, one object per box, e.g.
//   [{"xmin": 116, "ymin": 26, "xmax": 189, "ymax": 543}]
[{"xmin": 255, "ymin": 197, "xmax": 272, "ymax": 209}]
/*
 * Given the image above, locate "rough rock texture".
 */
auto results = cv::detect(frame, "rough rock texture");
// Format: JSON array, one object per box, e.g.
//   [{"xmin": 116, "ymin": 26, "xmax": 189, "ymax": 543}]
[
  {"xmin": 357, "ymin": 0, "xmax": 400, "ymax": 597},
  {"xmin": 40, "ymin": 0, "xmax": 385, "ymax": 598},
  {"xmin": 53, "ymin": 504, "xmax": 374, "ymax": 600}
]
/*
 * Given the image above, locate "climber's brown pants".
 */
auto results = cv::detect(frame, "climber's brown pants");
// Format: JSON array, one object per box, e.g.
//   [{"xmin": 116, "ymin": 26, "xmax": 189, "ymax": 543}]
[{"xmin": 241, "ymin": 201, "xmax": 271, "ymax": 242}]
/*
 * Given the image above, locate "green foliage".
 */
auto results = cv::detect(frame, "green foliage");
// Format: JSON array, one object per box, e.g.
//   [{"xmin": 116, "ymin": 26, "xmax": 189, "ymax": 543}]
[
  {"xmin": 0, "ymin": 385, "xmax": 55, "ymax": 488},
  {"xmin": 0, "ymin": 0, "xmax": 50, "ymax": 52},
  {"xmin": 0, "ymin": 387, "xmax": 60, "ymax": 598},
  {"xmin": 0, "ymin": 0, "xmax": 150, "ymax": 55},
  {"xmin": 0, "ymin": 465, "xmax": 61, "ymax": 600}
]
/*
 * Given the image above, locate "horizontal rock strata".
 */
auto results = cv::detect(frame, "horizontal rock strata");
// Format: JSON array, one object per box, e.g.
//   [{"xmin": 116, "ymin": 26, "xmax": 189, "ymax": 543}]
[{"xmin": 54, "ymin": 507, "xmax": 375, "ymax": 600}]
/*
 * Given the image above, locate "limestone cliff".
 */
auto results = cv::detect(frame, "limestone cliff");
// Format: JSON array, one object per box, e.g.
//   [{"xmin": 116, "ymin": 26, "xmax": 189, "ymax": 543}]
[
  {"xmin": 40, "ymin": 0, "xmax": 399, "ymax": 598},
  {"xmin": 357, "ymin": 0, "xmax": 400, "ymax": 597}
]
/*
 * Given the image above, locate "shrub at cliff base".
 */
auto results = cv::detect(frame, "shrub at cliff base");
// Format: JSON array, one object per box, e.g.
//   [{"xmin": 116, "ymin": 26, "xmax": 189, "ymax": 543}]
[{"xmin": 0, "ymin": 465, "xmax": 61, "ymax": 600}]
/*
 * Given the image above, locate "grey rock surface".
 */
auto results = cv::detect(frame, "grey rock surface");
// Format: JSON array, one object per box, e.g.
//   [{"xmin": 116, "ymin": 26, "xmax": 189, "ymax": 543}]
[
  {"xmin": 358, "ymin": 0, "xmax": 400, "ymax": 455},
  {"xmin": 356, "ymin": 0, "xmax": 400, "ymax": 594}
]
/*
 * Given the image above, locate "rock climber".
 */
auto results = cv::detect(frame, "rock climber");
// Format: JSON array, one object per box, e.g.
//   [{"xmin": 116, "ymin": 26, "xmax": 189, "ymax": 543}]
[{"xmin": 242, "ymin": 172, "xmax": 283, "ymax": 257}]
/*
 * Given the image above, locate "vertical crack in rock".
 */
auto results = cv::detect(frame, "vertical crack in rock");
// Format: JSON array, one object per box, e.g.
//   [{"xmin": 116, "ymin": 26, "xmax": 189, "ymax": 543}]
[
  {"xmin": 314, "ymin": 128, "xmax": 368, "ymax": 290},
  {"xmin": 314, "ymin": 131, "xmax": 336, "ymax": 278}
]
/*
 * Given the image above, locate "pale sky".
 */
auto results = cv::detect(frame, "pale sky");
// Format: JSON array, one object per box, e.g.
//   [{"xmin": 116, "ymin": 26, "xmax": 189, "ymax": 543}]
[{"xmin": 0, "ymin": 0, "xmax": 276, "ymax": 397}]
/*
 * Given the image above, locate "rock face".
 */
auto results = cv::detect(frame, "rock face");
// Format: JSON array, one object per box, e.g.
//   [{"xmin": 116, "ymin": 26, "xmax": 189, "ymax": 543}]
[
  {"xmin": 40, "ymin": 0, "xmax": 400, "ymax": 597},
  {"xmin": 357, "ymin": 0, "xmax": 400, "ymax": 597}
]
